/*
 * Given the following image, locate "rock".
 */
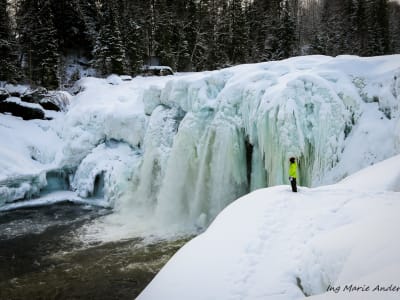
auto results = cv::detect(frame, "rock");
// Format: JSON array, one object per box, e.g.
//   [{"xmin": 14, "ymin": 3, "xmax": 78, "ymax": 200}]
[
  {"xmin": 39, "ymin": 101, "xmax": 60, "ymax": 111},
  {"xmin": 20, "ymin": 87, "xmax": 48, "ymax": 103},
  {"xmin": 0, "ymin": 99, "xmax": 45, "ymax": 120},
  {"xmin": 120, "ymin": 75, "xmax": 133, "ymax": 81},
  {"xmin": 106, "ymin": 74, "xmax": 123, "ymax": 85},
  {"xmin": 0, "ymin": 89, "xmax": 10, "ymax": 101},
  {"xmin": 39, "ymin": 91, "xmax": 71, "ymax": 112},
  {"xmin": 9, "ymin": 92, "xmax": 22, "ymax": 98}
]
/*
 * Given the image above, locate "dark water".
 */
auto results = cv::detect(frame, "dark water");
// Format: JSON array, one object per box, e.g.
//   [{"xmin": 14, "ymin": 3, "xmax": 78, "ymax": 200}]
[{"xmin": 0, "ymin": 204, "xmax": 189, "ymax": 300}]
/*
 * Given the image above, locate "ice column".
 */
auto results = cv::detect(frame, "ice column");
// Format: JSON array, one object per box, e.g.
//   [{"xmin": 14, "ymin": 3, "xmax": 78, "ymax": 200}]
[{"xmin": 155, "ymin": 108, "xmax": 248, "ymax": 230}]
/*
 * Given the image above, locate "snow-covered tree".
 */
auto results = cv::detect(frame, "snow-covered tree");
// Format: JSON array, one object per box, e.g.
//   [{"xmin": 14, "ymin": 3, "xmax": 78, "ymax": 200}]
[
  {"xmin": 228, "ymin": 0, "xmax": 248, "ymax": 64},
  {"xmin": 117, "ymin": 0, "xmax": 146, "ymax": 73},
  {"xmin": 92, "ymin": 0, "xmax": 126, "ymax": 75},
  {"xmin": 273, "ymin": 0, "xmax": 297, "ymax": 59},
  {"xmin": 389, "ymin": 0, "xmax": 400, "ymax": 53},
  {"xmin": 17, "ymin": 0, "xmax": 59, "ymax": 88},
  {"xmin": 366, "ymin": 0, "xmax": 390, "ymax": 55},
  {"xmin": 76, "ymin": 0, "xmax": 99, "ymax": 49},
  {"xmin": 5, "ymin": 0, "xmax": 400, "ymax": 86},
  {"xmin": 0, "ymin": 0, "xmax": 20, "ymax": 82}
]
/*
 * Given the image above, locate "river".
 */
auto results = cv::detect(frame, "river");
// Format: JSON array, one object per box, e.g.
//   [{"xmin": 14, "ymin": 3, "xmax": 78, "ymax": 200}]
[{"xmin": 0, "ymin": 204, "xmax": 190, "ymax": 300}]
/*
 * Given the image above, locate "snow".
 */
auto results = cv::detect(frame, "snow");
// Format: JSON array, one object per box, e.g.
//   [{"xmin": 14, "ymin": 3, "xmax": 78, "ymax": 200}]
[
  {"xmin": 0, "ymin": 114, "xmax": 62, "ymax": 205},
  {"xmin": 338, "ymin": 154, "xmax": 400, "ymax": 192},
  {"xmin": 1, "ymin": 55, "xmax": 400, "ymax": 238},
  {"xmin": 4, "ymin": 96, "xmax": 44, "ymax": 110},
  {"xmin": 41, "ymin": 91, "xmax": 72, "ymax": 111},
  {"xmin": 137, "ymin": 155, "xmax": 400, "ymax": 300},
  {"xmin": 147, "ymin": 65, "xmax": 173, "ymax": 71},
  {"xmin": 3, "ymin": 83, "xmax": 29, "ymax": 95},
  {"xmin": 0, "ymin": 191, "xmax": 109, "ymax": 212}
]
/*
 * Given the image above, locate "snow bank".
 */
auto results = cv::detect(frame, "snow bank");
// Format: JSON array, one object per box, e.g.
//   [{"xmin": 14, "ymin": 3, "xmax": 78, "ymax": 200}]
[
  {"xmin": 338, "ymin": 154, "xmax": 400, "ymax": 192},
  {"xmin": 138, "ymin": 155, "xmax": 400, "ymax": 300},
  {"xmin": 0, "ymin": 114, "xmax": 62, "ymax": 205}
]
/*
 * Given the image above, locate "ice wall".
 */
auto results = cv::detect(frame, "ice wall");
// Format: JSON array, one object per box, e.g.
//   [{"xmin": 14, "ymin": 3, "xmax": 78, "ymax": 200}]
[{"xmin": 129, "ymin": 55, "xmax": 399, "ymax": 232}]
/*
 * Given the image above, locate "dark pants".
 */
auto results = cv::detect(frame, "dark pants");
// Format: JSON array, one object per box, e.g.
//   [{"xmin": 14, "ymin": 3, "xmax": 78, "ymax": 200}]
[{"xmin": 290, "ymin": 178, "xmax": 297, "ymax": 192}]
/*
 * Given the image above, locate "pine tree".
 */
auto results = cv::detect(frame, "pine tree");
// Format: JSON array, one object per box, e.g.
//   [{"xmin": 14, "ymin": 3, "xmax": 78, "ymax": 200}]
[
  {"xmin": 76, "ymin": 0, "xmax": 99, "ymax": 50},
  {"xmin": 92, "ymin": 0, "xmax": 126, "ymax": 75},
  {"xmin": 247, "ymin": 0, "xmax": 282, "ymax": 61},
  {"xmin": 7, "ymin": 0, "xmax": 400, "ymax": 83},
  {"xmin": 172, "ymin": 0, "xmax": 195, "ymax": 71},
  {"xmin": 273, "ymin": 0, "xmax": 297, "ymax": 59},
  {"xmin": 344, "ymin": 0, "xmax": 365, "ymax": 55},
  {"xmin": 311, "ymin": 0, "xmax": 346, "ymax": 56},
  {"xmin": 51, "ymin": 0, "xmax": 88, "ymax": 52},
  {"xmin": 366, "ymin": 0, "xmax": 390, "ymax": 55},
  {"xmin": 228, "ymin": 0, "xmax": 248, "ymax": 64},
  {"xmin": 186, "ymin": 0, "xmax": 212, "ymax": 70},
  {"xmin": 183, "ymin": 0, "xmax": 200, "ymax": 70},
  {"xmin": 211, "ymin": 0, "xmax": 231, "ymax": 68},
  {"xmin": 389, "ymin": 1, "xmax": 400, "ymax": 53},
  {"xmin": 0, "ymin": 0, "xmax": 20, "ymax": 82},
  {"xmin": 246, "ymin": 0, "xmax": 265, "ymax": 61},
  {"xmin": 117, "ymin": 0, "xmax": 146, "ymax": 73},
  {"xmin": 151, "ymin": 0, "xmax": 179, "ymax": 69},
  {"xmin": 17, "ymin": 0, "xmax": 59, "ymax": 88}
]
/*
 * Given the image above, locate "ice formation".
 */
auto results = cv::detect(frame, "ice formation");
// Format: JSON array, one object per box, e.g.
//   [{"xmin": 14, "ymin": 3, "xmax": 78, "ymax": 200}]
[
  {"xmin": 137, "ymin": 155, "xmax": 400, "ymax": 300},
  {"xmin": 1, "ymin": 55, "xmax": 400, "ymax": 235}
]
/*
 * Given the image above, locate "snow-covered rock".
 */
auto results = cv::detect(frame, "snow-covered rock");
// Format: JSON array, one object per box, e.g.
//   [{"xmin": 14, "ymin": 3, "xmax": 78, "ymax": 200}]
[
  {"xmin": 0, "ymin": 114, "xmax": 62, "ymax": 205},
  {"xmin": 138, "ymin": 155, "xmax": 400, "ymax": 300},
  {"xmin": 71, "ymin": 142, "xmax": 141, "ymax": 204},
  {"xmin": 0, "ymin": 97, "xmax": 46, "ymax": 120},
  {"xmin": 0, "ymin": 88, "xmax": 10, "ymax": 101},
  {"xmin": 39, "ymin": 91, "xmax": 72, "ymax": 112}
]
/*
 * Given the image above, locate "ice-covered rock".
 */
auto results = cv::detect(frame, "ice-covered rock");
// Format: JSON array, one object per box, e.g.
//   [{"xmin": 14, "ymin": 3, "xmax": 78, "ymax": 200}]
[
  {"xmin": 39, "ymin": 91, "xmax": 72, "ymax": 112},
  {"xmin": 20, "ymin": 87, "xmax": 48, "ymax": 103},
  {"xmin": 71, "ymin": 142, "xmax": 141, "ymax": 205}
]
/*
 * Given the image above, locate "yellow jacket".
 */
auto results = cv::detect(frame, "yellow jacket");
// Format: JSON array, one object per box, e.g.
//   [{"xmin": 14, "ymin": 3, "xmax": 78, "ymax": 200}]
[{"xmin": 289, "ymin": 162, "xmax": 297, "ymax": 178}]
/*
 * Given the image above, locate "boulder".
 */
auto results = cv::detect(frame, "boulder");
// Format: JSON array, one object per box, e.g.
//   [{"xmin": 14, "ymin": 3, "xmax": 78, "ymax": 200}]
[
  {"xmin": 39, "ymin": 101, "xmax": 60, "ymax": 111},
  {"xmin": 0, "ymin": 98, "xmax": 46, "ymax": 120},
  {"xmin": 9, "ymin": 92, "xmax": 22, "ymax": 98},
  {"xmin": 20, "ymin": 87, "xmax": 48, "ymax": 103},
  {"xmin": 0, "ymin": 89, "xmax": 10, "ymax": 101},
  {"xmin": 39, "ymin": 91, "xmax": 71, "ymax": 112}
]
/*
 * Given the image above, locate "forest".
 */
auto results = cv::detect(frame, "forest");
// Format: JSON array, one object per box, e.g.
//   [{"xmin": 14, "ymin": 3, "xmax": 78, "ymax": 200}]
[{"xmin": 1, "ymin": 0, "xmax": 399, "ymax": 88}]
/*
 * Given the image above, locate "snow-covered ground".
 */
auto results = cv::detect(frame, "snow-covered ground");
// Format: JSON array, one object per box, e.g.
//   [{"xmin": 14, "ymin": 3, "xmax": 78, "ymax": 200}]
[
  {"xmin": 138, "ymin": 155, "xmax": 400, "ymax": 300},
  {"xmin": 0, "ymin": 55, "xmax": 400, "ymax": 239}
]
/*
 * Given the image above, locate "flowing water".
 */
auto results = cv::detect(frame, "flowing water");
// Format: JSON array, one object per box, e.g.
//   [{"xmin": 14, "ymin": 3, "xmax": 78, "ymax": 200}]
[{"xmin": 0, "ymin": 204, "xmax": 190, "ymax": 300}]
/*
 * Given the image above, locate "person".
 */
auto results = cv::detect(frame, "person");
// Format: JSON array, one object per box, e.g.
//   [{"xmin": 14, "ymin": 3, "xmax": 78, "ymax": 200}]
[{"xmin": 289, "ymin": 157, "xmax": 297, "ymax": 192}]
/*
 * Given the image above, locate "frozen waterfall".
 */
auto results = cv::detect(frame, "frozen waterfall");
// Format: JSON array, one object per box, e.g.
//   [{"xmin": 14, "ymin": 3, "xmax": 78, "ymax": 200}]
[{"xmin": 1, "ymin": 55, "xmax": 400, "ymax": 236}]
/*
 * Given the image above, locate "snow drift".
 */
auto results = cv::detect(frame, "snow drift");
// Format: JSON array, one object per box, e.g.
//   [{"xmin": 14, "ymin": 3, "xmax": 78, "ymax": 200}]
[
  {"xmin": 137, "ymin": 155, "xmax": 400, "ymax": 300},
  {"xmin": 1, "ymin": 55, "xmax": 400, "ymax": 235}
]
